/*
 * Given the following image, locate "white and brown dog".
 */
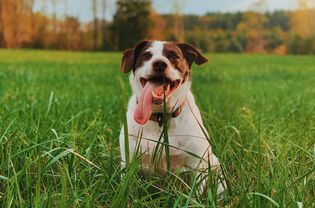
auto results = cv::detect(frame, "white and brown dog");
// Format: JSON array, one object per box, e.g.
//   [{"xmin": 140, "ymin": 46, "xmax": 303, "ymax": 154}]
[{"xmin": 119, "ymin": 40, "xmax": 224, "ymax": 193}]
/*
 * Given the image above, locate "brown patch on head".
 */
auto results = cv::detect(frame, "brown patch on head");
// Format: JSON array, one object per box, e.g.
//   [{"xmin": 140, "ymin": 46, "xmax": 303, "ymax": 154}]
[
  {"xmin": 121, "ymin": 40, "xmax": 153, "ymax": 73},
  {"xmin": 133, "ymin": 42, "xmax": 153, "ymax": 71},
  {"xmin": 175, "ymin": 42, "xmax": 208, "ymax": 67},
  {"xmin": 163, "ymin": 42, "xmax": 190, "ymax": 81},
  {"xmin": 163, "ymin": 42, "xmax": 207, "ymax": 82}
]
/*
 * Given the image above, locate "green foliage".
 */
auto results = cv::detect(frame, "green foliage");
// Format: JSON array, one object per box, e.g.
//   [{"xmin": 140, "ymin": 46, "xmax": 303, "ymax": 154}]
[
  {"xmin": 172, "ymin": 11, "xmax": 290, "ymax": 52},
  {"xmin": 288, "ymin": 35, "xmax": 315, "ymax": 54},
  {"xmin": 0, "ymin": 50, "xmax": 314, "ymax": 207},
  {"xmin": 1, "ymin": 0, "xmax": 314, "ymax": 54},
  {"xmin": 265, "ymin": 11, "xmax": 291, "ymax": 31},
  {"xmin": 111, "ymin": 0, "xmax": 153, "ymax": 50},
  {"xmin": 107, "ymin": 10, "xmax": 293, "ymax": 53}
]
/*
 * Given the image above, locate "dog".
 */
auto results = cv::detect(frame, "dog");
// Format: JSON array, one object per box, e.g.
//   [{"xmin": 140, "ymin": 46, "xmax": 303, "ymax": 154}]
[{"xmin": 119, "ymin": 40, "xmax": 224, "ymax": 193}]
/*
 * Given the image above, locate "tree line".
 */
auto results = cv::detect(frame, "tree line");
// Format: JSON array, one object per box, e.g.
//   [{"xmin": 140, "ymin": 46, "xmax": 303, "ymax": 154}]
[{"xmin": 0, "ymin": 0, "xmax": 314, "ymax": 54}]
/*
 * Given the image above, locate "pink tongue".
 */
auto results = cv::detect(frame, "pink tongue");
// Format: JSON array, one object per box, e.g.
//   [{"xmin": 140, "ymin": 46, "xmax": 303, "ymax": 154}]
[{"xmin": 134, "ymin": 82, "xmax": 161, "ymax": 125}]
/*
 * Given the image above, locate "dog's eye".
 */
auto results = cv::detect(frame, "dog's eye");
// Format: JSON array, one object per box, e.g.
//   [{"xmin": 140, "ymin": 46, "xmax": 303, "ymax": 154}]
[
  {"xmin": 142, "ymin": 53, "xmax": 152, "ymax": 60},
  {"xmin": 170, "ymin": 54, "xmax": 179, "ymax": 61}
]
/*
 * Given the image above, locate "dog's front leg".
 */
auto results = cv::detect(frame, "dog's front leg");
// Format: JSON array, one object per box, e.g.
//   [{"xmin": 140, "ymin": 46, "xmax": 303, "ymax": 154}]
[
  {"xmin": 192, "ymin": 154, "xmax": 225, "ymax": 195},
  {"xmin": 119, "ymin": 127, "xmax": 129, "ymax": 173}
]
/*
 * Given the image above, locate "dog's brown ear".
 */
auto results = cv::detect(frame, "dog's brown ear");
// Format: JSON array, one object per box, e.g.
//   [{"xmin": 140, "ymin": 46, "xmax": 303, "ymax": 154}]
[
  {"xmin": 121, "ymin": 40, "xmax": 149, "ymax": 73},
  {"xmin": 121, "ymin": 49, "xmax": 133, "ymax": 73},
  {"xmin": 176, "ymin": 42, "xmax": 208, "ymax": 67}
]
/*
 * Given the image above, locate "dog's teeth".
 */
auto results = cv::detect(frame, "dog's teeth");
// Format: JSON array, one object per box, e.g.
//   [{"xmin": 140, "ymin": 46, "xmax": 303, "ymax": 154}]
[
  {"xmin": 152, "ymin": 91, "xmax": 162, "ymax": 98},
  {"xmin": 166, "ymin": 84, "xmax": 170, "ymax": 91}
]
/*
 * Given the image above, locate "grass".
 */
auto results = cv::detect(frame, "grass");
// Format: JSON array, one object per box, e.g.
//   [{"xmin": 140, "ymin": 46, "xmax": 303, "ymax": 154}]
[{"xmin": 0, "ymin": 49, "xmax": 314, "ymax": 207}]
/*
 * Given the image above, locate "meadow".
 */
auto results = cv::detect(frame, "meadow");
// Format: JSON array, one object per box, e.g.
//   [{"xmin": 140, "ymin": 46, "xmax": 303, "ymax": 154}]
[{"xmin": 0, "ymin": 50, "xmax": 314, "ymax": 207}]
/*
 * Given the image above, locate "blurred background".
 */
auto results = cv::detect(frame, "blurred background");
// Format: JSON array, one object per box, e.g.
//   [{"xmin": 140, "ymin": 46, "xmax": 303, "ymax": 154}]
[{"xmin": 0, "ymin": 0, "xmax": 314, "ymax": 54}]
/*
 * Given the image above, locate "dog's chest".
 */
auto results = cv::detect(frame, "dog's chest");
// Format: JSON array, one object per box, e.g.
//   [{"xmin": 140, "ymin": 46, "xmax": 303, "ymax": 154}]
[
  {"xmin": 132, "ymin": 119, "xmax": 191, "ymax": 154},
  {"xmin": 128, "ymin": 117, "xmax": 199, "ymax": 172},
  {"xmin": 138, "ymin": 127, "xmax": 191, "ymax": 172},
  {"xmin": 125, "ymin": 92, "xmax": 209, "ymax": 172}
]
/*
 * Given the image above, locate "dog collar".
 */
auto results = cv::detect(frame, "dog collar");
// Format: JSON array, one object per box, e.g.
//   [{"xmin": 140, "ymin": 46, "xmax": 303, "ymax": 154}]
[
  {"xmin": 149, "ymin": 104, "xmax": 183, "ymax": 127},
  {"xmin": 135, "ymin": 98, "xmax": 185, "ymax": 127}
]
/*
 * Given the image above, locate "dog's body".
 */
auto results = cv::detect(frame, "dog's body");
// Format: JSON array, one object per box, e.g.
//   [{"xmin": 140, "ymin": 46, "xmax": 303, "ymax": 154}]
[{"xmin": 119, "ymin": 41, "xmax": 224, "ymax": 193}]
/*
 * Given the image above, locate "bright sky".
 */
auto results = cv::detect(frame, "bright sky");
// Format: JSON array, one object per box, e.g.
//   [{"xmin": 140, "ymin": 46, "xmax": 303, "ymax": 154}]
[{"xmin": 34, "ymin": 0, "xmax": 299, "ymax": 22}]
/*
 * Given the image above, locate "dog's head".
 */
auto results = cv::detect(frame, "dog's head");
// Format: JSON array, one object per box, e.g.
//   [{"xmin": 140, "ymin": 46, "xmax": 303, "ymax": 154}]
[{"xmin": 121, "ymin": 40, "xmax": 207, "ymax": 125}]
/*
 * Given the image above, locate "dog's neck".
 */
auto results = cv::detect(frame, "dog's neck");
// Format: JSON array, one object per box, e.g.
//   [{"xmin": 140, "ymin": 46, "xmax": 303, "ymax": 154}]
[{"xmin": 149, "ymin": 101, "xmax": 185, "ymax": 127}]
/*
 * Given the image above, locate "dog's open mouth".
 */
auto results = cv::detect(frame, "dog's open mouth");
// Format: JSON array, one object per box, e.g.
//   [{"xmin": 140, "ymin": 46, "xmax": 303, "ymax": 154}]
[
  {"xmin": 140, "ymin": 76, "xmax": 180, "ymax": 104},
  {"xmin": 134, "ymin": 76, "xmax": 180, "ymax": 125}
]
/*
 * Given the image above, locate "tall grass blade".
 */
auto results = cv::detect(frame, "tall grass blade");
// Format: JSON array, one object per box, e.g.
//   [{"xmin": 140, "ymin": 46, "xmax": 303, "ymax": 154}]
[
  {"xmin": 0, "ymin": 119, "xmax": 14, "ymax": 143},
  {"xmin": 46, "ymin": 91, "xmax": 54, "ymax": 116},
  {"xmin": 247, "ymin": 192, "xmax": 280, "ymax": 207},
  {"xmin": 163, "ymin": 77, "xmax": 171, "ymax": 175},
  {"xmin": 118, "ymin": 77, "xmax": 130, "ymax": 167}
]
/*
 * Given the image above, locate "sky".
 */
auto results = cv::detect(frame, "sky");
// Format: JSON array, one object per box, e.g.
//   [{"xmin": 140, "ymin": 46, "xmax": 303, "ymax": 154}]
[
  {"xmin": 34, "ymin": 0, "xmax": 299, "ymax": 22},
  {"xmin": 154, "ymin": 0, "xmax": 297, "ymax": 14}
]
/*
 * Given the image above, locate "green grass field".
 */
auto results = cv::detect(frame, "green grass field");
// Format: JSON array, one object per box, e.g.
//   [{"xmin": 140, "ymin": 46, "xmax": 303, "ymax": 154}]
[{"xmin": 0, "ymin": 50, "xmax": 314, "ymax": 207}]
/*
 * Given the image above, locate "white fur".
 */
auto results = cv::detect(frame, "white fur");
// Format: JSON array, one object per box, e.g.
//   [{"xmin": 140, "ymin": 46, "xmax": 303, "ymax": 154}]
[
  {"xmin": 130, "ymin": 41, "xmax": 184, "ymax": 111},
  {"xmin": 120, "ymin": 41, "xmax": 225, "ymax": 193}
]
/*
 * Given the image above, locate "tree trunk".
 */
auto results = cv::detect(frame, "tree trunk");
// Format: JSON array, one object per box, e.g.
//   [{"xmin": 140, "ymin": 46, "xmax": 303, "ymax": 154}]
[
  {"xmin": 28, "ymin": 0, "xmax": 35, "ymax": 45},
  {"xmin": 52, "ymin": 0, "xmax": 56, "ymax": 32},
  {"xmin": 0, "ymin": 0, "xmax": 5, "ymax": 47},
  {"xmin": 93, "ymin": 0, "xmax": 98, "ymax": 50},
  {"xmin": 101, "ymin": 0, "xmax": 107, "ymax": 50},
  {"xmin": 172, "ymin": 0, "xmax": 184, "ymax": 42}
]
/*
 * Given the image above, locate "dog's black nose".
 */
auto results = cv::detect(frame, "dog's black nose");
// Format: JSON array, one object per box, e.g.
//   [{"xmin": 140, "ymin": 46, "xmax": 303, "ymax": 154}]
[{"xmin": 153, "ymin": 60, "xmax": 167, "ymax": 72}]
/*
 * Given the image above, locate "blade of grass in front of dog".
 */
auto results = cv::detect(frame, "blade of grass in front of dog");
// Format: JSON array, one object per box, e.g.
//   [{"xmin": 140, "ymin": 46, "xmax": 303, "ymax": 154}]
[
  {"xmin": 125, "ymin": 132, "xmax": 204, "ymax": 160},
  {"xmin": 133, "ymin": 129, "xmax": 143, "ymax": 160},
  {"xmin": 151, "ymin": 101, "xmax": 181, "ymax": 165},
  {"xmin": 119, "ymin": 77, "xmax": 130, "ymax": 167},
  {"xmin": 184, "ymin": 171, "xmax": 199, "ymax": 207},
  {"xmin": 186, "ymin": 97, "xmax": 210, "ymax": 142},
  {"xmin": 123, "ymin": 111, "xmax": 130, "ymax": 167},
  {"xmin": 111, "ymin": 161, "xmax": 139, "ymax": 208},
  {"xmin": 152, "ymin": 130, "xmax": 164, "ymax": 165},
  {"xmin": 163, "ymin": 77, "xmax": 171, "ymax": 175},
  {"xmin": 187, "ymin": 96, "xmax": 230, "ymax": 196},
  {"xmin": 207, "ymin": 156, "xmax": 219, "ymax": 207}
]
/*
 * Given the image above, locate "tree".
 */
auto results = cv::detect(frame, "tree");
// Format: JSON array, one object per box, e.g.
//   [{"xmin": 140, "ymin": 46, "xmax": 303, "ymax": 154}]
[
  {"xmin": 111, "ymin": 0, "xmax": 153, "ymax": 50},
  {"xmin": 0, "ymin": 0, "xmax": 5, "ymax": 47},
  {"xmin": 101, "ymin": 0, "xmax": 108, "ymax": 50},
  {"xmin": 148, "ymin": 10, "xmax": 166, "ymax": 40},
  {"xmin": 249, "ymin": 0, "xmax": 269, "ymax": 13},
  {"xmin": 32, "ymin": 0, "xmax": 49, "ymax": 49},
  {"xmin": 0, "ymin": 0, "xmax": 34, "ymax": 48},
  {"xmin": 171, "ymin": 0, "xmax": 184, "ymax": 42},
  {"xmin": 288, "ymin": 0, "xmax": 315, "ymax": 54},
  {"xmin": 92, "ymin": 0, "xmax": 98, "ymax": 50},
  {"xmin": 235, "ymin": 12, "xmax": 268, "ymax": 53},
  {"xmin": 51, "ymin": 0, "xmax": 57, "ymax": 32},
  {"xmin": 64, "ymin": 16, "xmax": 82, "ymax": 50},
  {"xmin": 290, "ymin": 0, "xmax": 315, "ymax": 38}
]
